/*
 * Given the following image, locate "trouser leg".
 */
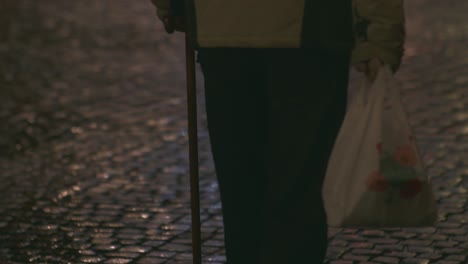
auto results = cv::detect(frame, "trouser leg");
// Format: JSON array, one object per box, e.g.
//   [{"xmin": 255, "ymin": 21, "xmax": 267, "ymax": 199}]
[
  {"xmin": 197, "ymin": 48, "xmax": 269, "ymax": 264},
  {"xmin": 259, "ymin": 48, "xmax": 350, "ymax": 264}
]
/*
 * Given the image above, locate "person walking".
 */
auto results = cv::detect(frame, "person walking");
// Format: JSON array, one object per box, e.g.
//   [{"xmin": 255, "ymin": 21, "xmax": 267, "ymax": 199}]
[{"xmin": 150, "ymin": 0, "xmax": 405, "ymax": 263}]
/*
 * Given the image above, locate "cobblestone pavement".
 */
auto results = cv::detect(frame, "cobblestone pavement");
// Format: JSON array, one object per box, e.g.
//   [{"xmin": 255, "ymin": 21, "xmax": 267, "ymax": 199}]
[{"xmin": 0, "ymin": 0, "xmax": 467, "ymax": 263}]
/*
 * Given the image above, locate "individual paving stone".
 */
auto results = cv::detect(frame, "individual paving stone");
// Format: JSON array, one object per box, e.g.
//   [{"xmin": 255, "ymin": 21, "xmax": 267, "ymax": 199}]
[
  {"xmin": 160, "ymin": 223, "xmax": 191, "ymax": 232},
  {"xmin": 438, "ymin": 228, "xmax": 467, "ymax": 235},
  {"xmin": 401, "ymin": 259, "xmax": 430, "ymax": 264},
  {"xmin": 445, "ymin": 255, "xmax": 467, "ymax": 262},
  {"xmin": 389, "ymin": 231, "xmax": 418, "ymax": 239},
  {"xmin": 360, "ymin": 230, "xmax": 386, "ymax": 237},
  {"xmin": 166, "ymin": 260, "xmax": 192, "ymax": 264},
  {"xmin": 432, "ymin": 240, "xmax": 460, "ymax": 248},
  {"xmin": 371, "ymin": 256, "xmax": 400, "ymax": 264},
  {"xmin": 417, "ymin": 253, "xmax": 443, "ymax": 261},
  {"xmin": 329, "ymin": 261, "xmax": 353, "ymax": 264},
  {"xmin": 120, "ymin": 239, "xmax": 143, "ymax": 245},
  {"xmin": 341, "ymin": 253, "xmax": 370, "ymax": 261},
  {"xmin": 146, "ymin": 234, "xmax": 172, "ymax": 241},
  {"xmin": 92, "ymin": 238, "xmax": 117, "ymax": 245},
  {"xmin": 384, "ymin": 251, "xmax": 417, "ymax": 258},
  {"xmin": 326, "ymin": 246, "xmax": 349, "ymax": 259},
  {"xmin": 78, "ymin": 249, "xmax": 97, "ymax": 256},
  {"xmin": 329, "ymin": 239, "xmax": 349, "ymax": 247},
  {"xmin": 374, "ymin": 244, "xmax": 405, "ymax": 251},
  {"xmin": 76, "ymin": 221, "xmax": 100, "ymax": 228},
  {"xmin": 92, "ymin": 242, "xmax": 120, "ymax": 251},
  {"xmin": 158, "ymin": 243, "xmax": 193, "ymax": 253},
  {"xmin": 351, "ymin": 248, "xmax": 383, "ymax": 255},
  {"xmin": 202, "ymin": 246, "xmax": 221, "ymax": 255},
  {"xmin": 338, "ymin": 234, "xmax": 367, "ymax": 242},
  {"xmin": 446, "ymin": 214, "xmax": 468, "ymax": 224},
  {"xmin": 103, "ymin": 258, "xmax": 132, "ymax": 264},
  {"xmin": 146, "ymin": 250, "xmax": 177, "ymax": 259},
  {"xmin": 118, "ymin": 246, "xmax": 151, "ymax": 254},
  {"xmin": 78, "ymin": 256, "xmax": 105, "ymax": 263},
  {"xmin": 104, "ymin": 252, "xmax": 140, "ymax": 259},
  {"xmin": 367, "ymin": 238, "xmax": 400, "ymax": 245},
  {"xmin": 459, "ymin": 242, "xmax": 468, "ymax": 249},
  {"xmin": 202, "ymin": 239, "xmax": 224, "ymax": 247},
  {"xmin": 348, "ymin": 242, "xmax": 374, "ymax": 249},
  {"xmin": 173, "ymin": 252, "xmax": 193, "ymax": 261},
  {"xmin": 136, "ymin": 257, "xmax": 167, "ymax": 264},
  {"xmin": 438, "ymin": 247, "xmax": 467, "ymax": 255},
  {"xmin": 91, "ymin": 229, "xmax": 114, "ymax": 237},
  {"xmin": 451, "ymin": 235, "xmax": 468, "ymax": 242},
  {"xmin": 432, "ymin": 261, "xmax": 464, "ymax": 264},
  {"xmin": 204, "ymin": 254, "xmax": 227, "ymax": 262},
  {"xmin": 116, "ymin": 233, "xmax": 145, "ymax": 240},
  {"xmin": 406, "ymin": 246, "xmax": 436, "ymax": 254},
  {"xmin": 141, "ymin": 240, "xmax": 166, "ymax": 248},
  {"xmin": 420, "ymin": 234, "xmax": 448, "ymax": 241},
  {"xmin": 401, "ymin": 239, "xmax": 433, "ymax": 246},
  {"xmin": 342, "ymin": 228, "xmax": 360, "ymax": 234}
]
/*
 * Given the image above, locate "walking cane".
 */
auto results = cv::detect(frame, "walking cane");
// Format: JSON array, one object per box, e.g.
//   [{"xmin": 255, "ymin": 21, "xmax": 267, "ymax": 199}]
[
  {"xmin": 185, "ymin": 22, "xmax": 203, "ymax": 264},
  {"xmin": 166, "ymin": 0, "xmax": 202, "ymax": 263}
]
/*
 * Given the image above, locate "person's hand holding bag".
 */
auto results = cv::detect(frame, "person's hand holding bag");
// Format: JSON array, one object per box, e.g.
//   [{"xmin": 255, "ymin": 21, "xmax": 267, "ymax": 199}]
[
  {"xmin": 351, "ymin": 0, "xmax": 405, "ymax": 82},
  {"xmin": 354, "ymin": 57, "xmax": 384, "ymax": 82},
  {"xmin": 150, "ymin": 0, "xmax": 187, "ymax": 34}
]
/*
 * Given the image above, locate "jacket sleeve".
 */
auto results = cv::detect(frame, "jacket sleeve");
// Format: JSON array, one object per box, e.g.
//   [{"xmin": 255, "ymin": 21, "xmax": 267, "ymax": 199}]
[
  {"xmin": 351, "ymin": 0, "xmax": 406, "ymax": 72},
  {"xmin": 150, "ymin": 0, "xmax": 171, "ymax": 22}
]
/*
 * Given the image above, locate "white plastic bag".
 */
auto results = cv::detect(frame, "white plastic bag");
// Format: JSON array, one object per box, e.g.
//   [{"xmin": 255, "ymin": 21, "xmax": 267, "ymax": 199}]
[{"xmin": 323, "ymin": 65, "xmax": 438, "ymax": 228}]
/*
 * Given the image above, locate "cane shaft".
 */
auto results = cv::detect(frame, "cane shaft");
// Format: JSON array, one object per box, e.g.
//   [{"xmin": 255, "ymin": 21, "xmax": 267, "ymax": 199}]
[{"xmin": 185, "ymin": 33, "xmax": 202, "ymax": 264}]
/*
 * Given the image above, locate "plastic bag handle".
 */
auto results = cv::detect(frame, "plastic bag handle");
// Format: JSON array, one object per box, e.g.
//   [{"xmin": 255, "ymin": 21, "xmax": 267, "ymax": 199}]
[
  {"xmin": 357, "ymin": 65, "xmax": 388, "ymax": 107},
  {"xmin": 379, "ymin": 65, "xmax": 409, "ymax": 120},
  {"xmin": 381, "ymin": 65, "xmax": 403, "ymax": 106},
  {"xmin": 353, "ymin": 65, "xmax": 404, "ymax": 113}
]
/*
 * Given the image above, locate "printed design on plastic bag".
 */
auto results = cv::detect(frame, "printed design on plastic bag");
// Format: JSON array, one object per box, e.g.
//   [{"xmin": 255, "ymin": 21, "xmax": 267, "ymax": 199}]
[{"xmin": 366, "ymin": 135, "xmax": 424, "ymax": 200}]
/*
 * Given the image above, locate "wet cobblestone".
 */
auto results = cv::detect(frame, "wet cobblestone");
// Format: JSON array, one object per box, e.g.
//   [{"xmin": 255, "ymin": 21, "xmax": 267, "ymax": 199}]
[{"xmin": 0, "ymin": 0, "xmax": 467, "ymax": 263}]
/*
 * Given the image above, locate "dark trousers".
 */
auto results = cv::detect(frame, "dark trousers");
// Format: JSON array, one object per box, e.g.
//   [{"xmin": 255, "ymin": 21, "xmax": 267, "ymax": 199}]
[{"xmin": 197, "ymin": 48, "xmax": 351, "ymax": 264}]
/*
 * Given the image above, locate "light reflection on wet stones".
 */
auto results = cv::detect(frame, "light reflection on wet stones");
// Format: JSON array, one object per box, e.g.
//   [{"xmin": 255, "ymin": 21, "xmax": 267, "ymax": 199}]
[{"xmin": 0, "ymin": 0, "xmax": 468, "ymax": 264}]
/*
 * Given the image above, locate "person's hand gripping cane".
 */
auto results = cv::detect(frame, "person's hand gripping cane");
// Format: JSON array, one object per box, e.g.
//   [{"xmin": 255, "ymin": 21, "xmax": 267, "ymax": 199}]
[{"xmin": 150, "ymin": 0, "xmax": 187, "ymax": 34}]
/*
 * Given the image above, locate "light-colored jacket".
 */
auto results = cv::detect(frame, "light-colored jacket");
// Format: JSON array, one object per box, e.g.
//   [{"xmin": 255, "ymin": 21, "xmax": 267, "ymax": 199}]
[{"xmin": 152, "ymin": 0, "xmax": 405, "ymax": 71}]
